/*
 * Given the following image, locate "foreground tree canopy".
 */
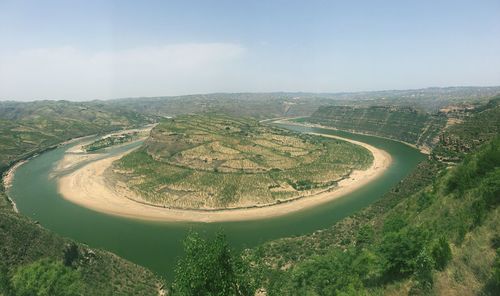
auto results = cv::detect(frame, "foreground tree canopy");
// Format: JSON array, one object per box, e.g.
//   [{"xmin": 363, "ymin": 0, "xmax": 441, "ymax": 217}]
[{"xmin": 172, "ymin": 231, "xmax": 254, "ymax": 296}]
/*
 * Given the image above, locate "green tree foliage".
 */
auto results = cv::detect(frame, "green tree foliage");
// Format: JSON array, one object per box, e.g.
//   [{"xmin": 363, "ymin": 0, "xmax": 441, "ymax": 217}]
[
  {"xmin": 355, "ymin": 225, "xmax": 375, "ymax": 248},
  {"xmin": 411, "ymin": 248, "xmax": 435, "ymax": 294},
  {"xmin": 286, "ymin": 249, "xmax": 366, "ymax": 295},
  {"xmin": 63, "ymin": 243, "xmax": 79, "ymax": 267},
  {"xmin": 431, "ymin": 237, "xmax": 452, "ymax": 271},
  {"xmin": 446, "ymin": 138, "xmax": 500, "ymax": 196},
  {"xmin": 10, "ymin": 258, "xmax": 82, "ymax": 296},
  {"xmin": 0, "ymin": 261, "xmax": 13, "ymax": 296},
  {"xmin": 172, "ymin": 231, "xmax": 253, "ymax": 296},
  {"xmin": 382, "ymin": 216, "xmax": 407, "ymax": 234},
  {"xmin": 379, "ymin": 226, "xmax": 430, "ymax": 278}
]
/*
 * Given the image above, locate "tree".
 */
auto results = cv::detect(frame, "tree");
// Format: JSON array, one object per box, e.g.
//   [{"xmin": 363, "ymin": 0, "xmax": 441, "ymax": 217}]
[
  {"xmin": 63, "ymin": 242, "xmax": 79, "ymax": 267},
  {"xmin": 11, "ymin": 258, "xmax": 82, "ymax": 296},
  {"xmin": 172, "ymin": 231, "xmax": 253, "ymax": 296},
  {"xmin": 379, "ymin": 226, "xmax": 429, "ymax": 278},
  {"xmin": 288, "ymin": 249, "xmax": 366, "ymax": 295},
  {"xmin": 356, "ymin": 225, "xmax": 375, "ymax": 248},
  {"xmin": 410, "ymin": 248, "xmax": 434, "ymax": 294}
]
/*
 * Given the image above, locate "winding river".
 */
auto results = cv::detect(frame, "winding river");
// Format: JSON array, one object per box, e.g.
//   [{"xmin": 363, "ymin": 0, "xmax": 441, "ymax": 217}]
[{"xmin": 7, "ymin": 123, "xmax": 424, "ymax": 279}]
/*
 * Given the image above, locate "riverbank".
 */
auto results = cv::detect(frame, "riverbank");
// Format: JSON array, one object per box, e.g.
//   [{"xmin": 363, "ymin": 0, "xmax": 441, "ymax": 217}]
[
  {"xmin": 57, "ymin": 129, "xmax": 392, "ymax": 223},
  {"xmin": 2, "ymin": 160, "xmax": 28, "ymax": 212},
  {"xmin": 54, "ymin": 126, "xmax": 155, "ymax": 174}
]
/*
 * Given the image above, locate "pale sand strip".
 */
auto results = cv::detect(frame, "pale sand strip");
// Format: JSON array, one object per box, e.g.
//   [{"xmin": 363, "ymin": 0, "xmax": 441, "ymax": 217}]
[
  {"xmin": 2, "ymin": 160, "xmax": 28, "ymax": 213},
  {"xmin": 57, "ymin": 132, "xmax": 392, "ymax": 223}
]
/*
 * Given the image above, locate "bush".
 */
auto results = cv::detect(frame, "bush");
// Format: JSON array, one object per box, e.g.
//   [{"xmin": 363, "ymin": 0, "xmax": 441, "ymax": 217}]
[
  {"xmin": 288, "ymin": 249, "xmax": 366, "ymax": 295},
  {"xmin": 382, "ymin": 216, "xmax": 407, "ymax": 234},
  {"xmin": 412, "ymin": 248, "xmax": 434, "ymax": 293},
  {"xmin": 446, "ymin": 138, "xmax": 500, "ymax": 196},
  {"xmin": 379, "ymin": 227, "xmax": 430, "ymax": 278},
  {"xmin": 356, "ymin": 225, "xmax": 375, "ymax": 248},
  {"xmin": 431, "ymin": 237, "xmax": 452, "ymax": 271},
  {"xmin": 63, "ymin": 243, "xmax": 79, "ymax": 267},
  {"xmin": 0, "ymin": 261, "xmax": 12, "ymax": 296}
]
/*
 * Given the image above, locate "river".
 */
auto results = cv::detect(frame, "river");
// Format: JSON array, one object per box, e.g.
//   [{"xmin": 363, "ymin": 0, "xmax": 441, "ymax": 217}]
[{"xmin": 8, "ymin": 123, "xmax": 425, "ymax": 279}]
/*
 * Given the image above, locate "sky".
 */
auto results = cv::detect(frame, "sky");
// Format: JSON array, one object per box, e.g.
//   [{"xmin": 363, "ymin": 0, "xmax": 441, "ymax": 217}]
[{"xmin": 0, "ymin": 0, "xmax": 499, "ymax": 101}]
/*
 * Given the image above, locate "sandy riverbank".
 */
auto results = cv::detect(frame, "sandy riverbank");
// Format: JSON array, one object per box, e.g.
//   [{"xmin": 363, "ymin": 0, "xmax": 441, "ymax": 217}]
[
  {"xmin": 55, "ymin": 126, "xmax": 154, "ymax": 173},
  {"xmin": 57, "ymin": 129, "xmax": 392, "ymax": 223},
  {"xmin": 2, "ymin": 160, "xmax": 28, "ymax": 213}
]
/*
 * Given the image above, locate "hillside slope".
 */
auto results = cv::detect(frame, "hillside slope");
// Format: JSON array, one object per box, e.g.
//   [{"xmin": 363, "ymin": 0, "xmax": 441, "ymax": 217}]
[
  {"xmin": 0, "ymin": 101, "xmax": 162, "ymax": 295},
  {"xmin": 0, "ymin": 198, "xmax": 162, "ymax": 295},
  {"xmin": 432, "ymin": 95, "xmax": 500, "ymax": 162},
  {"xmin": 0, "ymin": 100, "xmax": 154, "ymax": 172},
  {"xmin": 245, "ymin": 97, "xmax": 500, "ymax": 295},
  {"xmin": 304, "ymin": 105, "xmax": 446, "ymax": 150}
]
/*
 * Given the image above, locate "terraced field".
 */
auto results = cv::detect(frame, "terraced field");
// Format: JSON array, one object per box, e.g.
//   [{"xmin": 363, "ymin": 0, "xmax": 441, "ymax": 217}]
[
  {"xmin": 0, "ymin": 100, "xmax": 153, "ymax": 172},
  {"xmin": 432, "ymin": 95, "xmax": 500, "ymax": 161},
  {"xmin": 113, "ymin": 114, "xmax": 373, "ymax": 209},
  {"xmin": 304, "ymin": 105, "xmax": 446, "ymax": 149}
]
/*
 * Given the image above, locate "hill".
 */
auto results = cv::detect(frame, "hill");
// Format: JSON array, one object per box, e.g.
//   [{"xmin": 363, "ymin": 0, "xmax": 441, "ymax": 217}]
[
  {"xmin": 104, "ymin": 87, "xmax": 500, "ymax": 117},
  {"xmin": 0, "ymin": 101, "xmax": 162, "ymax": 295},
  {"xmin": 303, "ymin": 105, "xmax": 446, "ymax": 150},
  {"xmin": 432, "ymin": 95, "xmax": 500, "ymax": 162},
  {"xmin": 112, "ymin": 114, "xmax": 373, "ymax": 209},
  {"xmin": 0, "ymin": 100, "xmax": 154, "ymax": 172},
  {"xmin": 240, "ymin": 96, "xmax": 500, "ymax": 295}
]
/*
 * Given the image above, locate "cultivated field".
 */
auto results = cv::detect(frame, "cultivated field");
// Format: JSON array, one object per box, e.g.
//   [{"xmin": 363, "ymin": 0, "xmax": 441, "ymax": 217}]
[{"xmin": 112, "ymin": 114, "xmax": 373, "ymax": 209}]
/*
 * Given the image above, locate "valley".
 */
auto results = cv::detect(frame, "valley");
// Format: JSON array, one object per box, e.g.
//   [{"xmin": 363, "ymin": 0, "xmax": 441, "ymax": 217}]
[{"xmin": 1, "ymin": 88, "xmax": 499, "ymax": 295}]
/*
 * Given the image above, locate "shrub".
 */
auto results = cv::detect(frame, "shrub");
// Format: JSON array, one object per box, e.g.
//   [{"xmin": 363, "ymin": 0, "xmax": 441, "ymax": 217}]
[
  {"xmin": 63, "ymin": 243, "xmax": 79, "ymax": 267},
  {"xmin": 431, "ymin": 237, "xmax": 452, "ymax": 271},
  {"xmin": 172, "ymin": 231, "xmax": 253, "ymax": 296},
  {"xmin": 379, "ymin": 227, "xmax": 430, "ymax": 278}
]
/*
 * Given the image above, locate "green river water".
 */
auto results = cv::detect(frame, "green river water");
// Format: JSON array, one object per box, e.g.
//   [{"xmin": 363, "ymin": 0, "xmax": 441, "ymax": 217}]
[{"xmin": 8, "ymin": 124, "xmax": 425, "ymax": 279}]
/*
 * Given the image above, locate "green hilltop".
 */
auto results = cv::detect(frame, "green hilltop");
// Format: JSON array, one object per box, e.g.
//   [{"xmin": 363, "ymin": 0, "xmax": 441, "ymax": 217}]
[{"xmin": 113, "ymin": 114, "xmax": 372, "ymax": 209}]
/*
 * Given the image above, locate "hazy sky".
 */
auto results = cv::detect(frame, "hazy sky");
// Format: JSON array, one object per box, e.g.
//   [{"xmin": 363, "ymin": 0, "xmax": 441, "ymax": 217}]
[{"xmin": 1, "ymin": 0, "xmax": 499, "ymax": 101}]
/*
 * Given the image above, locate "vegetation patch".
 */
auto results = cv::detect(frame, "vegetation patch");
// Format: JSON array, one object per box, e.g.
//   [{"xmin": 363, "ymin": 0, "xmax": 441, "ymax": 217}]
[
  {"xmin": 113, "ymin": 114, "xmax": 372, "ymax": 209},
  {"xmin": 83, "ymin": 132, "xmax": 139, "ymax": 152},
  {"xmin": 244, "ymin": 137, "xmax": 500, "ymax": 295},
  {"xmin": 303, "ymin": 105, "xmax": 447, "ymax": 149}
]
